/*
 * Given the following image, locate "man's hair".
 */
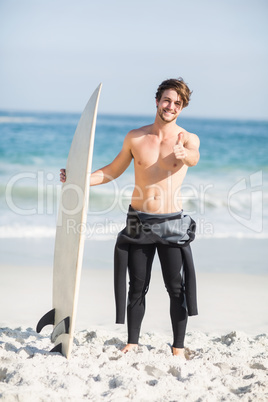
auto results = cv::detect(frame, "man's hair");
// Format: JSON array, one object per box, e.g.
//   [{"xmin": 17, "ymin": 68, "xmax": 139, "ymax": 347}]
[{"xmin": 155, "ymin": 78, "xmax": 192, "ymax": 108}]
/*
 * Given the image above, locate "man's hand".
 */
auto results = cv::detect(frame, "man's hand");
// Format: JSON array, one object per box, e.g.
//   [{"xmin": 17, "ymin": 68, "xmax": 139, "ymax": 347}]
[
  {"xmin": 173, "ymin": 132, "xmax": 187, "ymax": 160},
  {"xmin": 60, "ymin": 169, "xmax": 66, "ymax": 183}
]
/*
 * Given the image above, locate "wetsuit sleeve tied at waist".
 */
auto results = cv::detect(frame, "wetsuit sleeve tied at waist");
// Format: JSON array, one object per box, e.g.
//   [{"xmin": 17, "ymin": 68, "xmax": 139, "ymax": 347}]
[{"xmin": 114, "ymin": 209, "xmax": 198, "ymax": 324}]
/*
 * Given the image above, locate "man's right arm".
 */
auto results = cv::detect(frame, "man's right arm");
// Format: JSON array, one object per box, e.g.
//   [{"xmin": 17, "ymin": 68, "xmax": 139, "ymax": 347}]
[{"xmin": 60, "ymin": 133, "xmax": 133, "ymax": 185}]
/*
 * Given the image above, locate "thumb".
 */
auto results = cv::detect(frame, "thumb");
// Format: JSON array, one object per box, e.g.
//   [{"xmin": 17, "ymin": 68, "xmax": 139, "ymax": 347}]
[{"xmin": 178, "ymin": 132, "xmax": 184, "ymax": 144}]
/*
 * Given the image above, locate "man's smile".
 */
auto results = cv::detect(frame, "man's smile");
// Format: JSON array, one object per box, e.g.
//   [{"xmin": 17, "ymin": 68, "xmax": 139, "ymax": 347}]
[{"xmin": 163, "ymin": 109, "xmax": 175, "ymax": 115}]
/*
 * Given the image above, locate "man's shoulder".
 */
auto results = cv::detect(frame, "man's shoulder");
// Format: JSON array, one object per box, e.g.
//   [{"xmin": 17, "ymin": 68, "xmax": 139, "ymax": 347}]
[
  {"xmin": 184, "ymin": 131, "xmax": 200, "ymax": 147},
  {"xmin": 177, "ymin": 126, "xmax": 200, "ymax": 146},
  {"xmin": 126, "ymin": 124, "xmax": 153, "ymax": 139}
]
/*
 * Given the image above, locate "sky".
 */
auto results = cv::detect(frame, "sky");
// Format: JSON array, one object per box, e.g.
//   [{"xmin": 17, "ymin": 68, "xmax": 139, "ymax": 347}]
[{"xmin": 0, "ymin": 0, "xmax": 267, "ymax": 119}]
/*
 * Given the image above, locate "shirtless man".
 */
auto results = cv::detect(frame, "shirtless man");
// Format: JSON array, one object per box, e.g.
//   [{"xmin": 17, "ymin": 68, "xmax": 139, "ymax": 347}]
[{"xmin": 60, "ymin": 78, "xmax": 200, "ymax": 357}]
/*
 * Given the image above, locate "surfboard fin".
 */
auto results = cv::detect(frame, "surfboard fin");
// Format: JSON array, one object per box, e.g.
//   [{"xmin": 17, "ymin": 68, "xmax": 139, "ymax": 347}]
[
  {"xmin": 51, "ymin": 317, "xmax": 70, "ymax": 343},
  {"xmin": 36, "ymin": 308, "xmax": 55, "ymax": 333},
  {"xmin": 50, "ymin": 343, "xmax": 63, "ymax": 354}
]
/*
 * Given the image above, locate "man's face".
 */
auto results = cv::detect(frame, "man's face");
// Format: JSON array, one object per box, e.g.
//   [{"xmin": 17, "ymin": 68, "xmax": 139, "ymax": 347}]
[{"xmin": 156, "ymin": 89, "xmax": 183, "ymax": 123}]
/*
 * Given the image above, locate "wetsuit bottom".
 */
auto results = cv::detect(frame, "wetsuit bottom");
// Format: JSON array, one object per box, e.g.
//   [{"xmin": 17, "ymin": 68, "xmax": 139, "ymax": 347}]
[{"xmin": 127, "ymin": 243, "xmax": 188, "ymax": 348}]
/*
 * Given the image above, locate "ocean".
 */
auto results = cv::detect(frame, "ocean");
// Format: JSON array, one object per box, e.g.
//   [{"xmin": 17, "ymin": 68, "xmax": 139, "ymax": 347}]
[{"xmin": 0, "ymin": 110, "xmax": 267, "ymax": 241}]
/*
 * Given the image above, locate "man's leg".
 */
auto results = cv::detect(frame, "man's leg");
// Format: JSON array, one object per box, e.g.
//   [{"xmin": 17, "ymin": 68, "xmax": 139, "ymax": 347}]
[
  {"xmin": 157, "ymin": 244, "xmax": 188, "ymax": 357},
  {"xmin": 122, "ymin": 243, "xmax": 156, "ymax": 353}
]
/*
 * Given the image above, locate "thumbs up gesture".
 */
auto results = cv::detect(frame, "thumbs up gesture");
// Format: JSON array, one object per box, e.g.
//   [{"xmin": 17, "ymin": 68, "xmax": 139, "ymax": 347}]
[{"xmin": 173, "ymin": 132, "xmax": 187, "ymax": 160}]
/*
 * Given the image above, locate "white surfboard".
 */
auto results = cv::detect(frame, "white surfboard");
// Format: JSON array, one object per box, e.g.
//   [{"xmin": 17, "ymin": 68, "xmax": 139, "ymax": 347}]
[{"xmin": 37, "ymin": 83, "xmax": 102, "ymax": 358}]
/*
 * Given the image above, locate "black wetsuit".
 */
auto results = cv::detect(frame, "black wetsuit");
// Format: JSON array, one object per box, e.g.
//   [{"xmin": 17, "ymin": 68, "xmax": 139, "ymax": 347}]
[{"xmin": 114, "ymin": 206, "xmax": 198, "ymax": 349}]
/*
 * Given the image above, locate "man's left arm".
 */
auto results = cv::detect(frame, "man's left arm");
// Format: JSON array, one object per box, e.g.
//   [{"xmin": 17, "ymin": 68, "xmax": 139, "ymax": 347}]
[{"xmin": 173, "ymin": 132, "xmax": 200, "ymax": 167}]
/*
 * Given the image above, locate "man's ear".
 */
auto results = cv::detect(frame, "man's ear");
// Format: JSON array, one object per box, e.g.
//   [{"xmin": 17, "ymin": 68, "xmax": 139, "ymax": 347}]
[{"xmin": 156, "ymin": 99, "xmax": 159, "ymax": 108}]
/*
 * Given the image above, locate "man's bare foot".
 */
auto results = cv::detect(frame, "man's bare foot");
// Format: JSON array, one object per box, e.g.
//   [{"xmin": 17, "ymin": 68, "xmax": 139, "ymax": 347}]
[
  {"xmin": 172, "ymin": 347, "xmax": 185, "ymax": 358},
  {"xmin": 121, "ymin": 343, "xmax": 138, "ymax": 354}
]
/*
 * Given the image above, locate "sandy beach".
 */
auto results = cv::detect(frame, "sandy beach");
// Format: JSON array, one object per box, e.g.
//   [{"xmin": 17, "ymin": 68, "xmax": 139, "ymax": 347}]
[{"xmin": 0, "ymin": 237, "xmax": 267, "ymax": 401}]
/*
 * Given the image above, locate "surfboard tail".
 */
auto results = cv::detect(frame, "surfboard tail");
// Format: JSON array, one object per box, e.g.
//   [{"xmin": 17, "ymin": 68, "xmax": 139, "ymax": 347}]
[{"xmin": 36, "ymin": 309, "xmax": 70, "ymax": 357}]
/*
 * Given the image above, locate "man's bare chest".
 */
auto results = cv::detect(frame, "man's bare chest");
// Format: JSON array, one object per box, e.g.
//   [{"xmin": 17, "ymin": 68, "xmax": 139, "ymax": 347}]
[{"xmin": 132, "ymin": 138, "xmax": 180, "ymax": 170}]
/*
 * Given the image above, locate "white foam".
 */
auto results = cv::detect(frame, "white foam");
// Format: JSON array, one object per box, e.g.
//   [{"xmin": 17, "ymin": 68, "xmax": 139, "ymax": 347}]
[
  {"xmin": 0, "ymin": 225, "xmax": 56, "ymax": 239},
  {"xmin": 0, "ymin": 116, "xmax": 37, "ymax": 124},
  {"xmin": 0, "ymin": 222, "xmax": 267, "ymax": 240}
]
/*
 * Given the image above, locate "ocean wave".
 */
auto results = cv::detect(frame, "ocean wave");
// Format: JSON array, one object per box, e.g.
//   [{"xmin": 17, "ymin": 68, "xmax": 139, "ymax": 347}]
[
  {"xmin": 0, "ymin": 225, "xmax": 56, "ymax": 239},
  {"xmin": 0, "ymin": 116, "xmax": 38, "ymax": 124},
  {"xmin": 196, "ymin": 232, "xmax": 268, "ymax": 239},
  {"xmin": 0, "ymin": 110, "xmax": 80, "ymax": 124},
  {"xmin": 2, "ymin": 181, "xmax": 266, "ymax": 209}
]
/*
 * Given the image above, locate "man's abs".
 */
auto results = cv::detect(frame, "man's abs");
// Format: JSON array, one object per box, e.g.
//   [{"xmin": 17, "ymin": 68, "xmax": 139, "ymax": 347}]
[{"xmin": 130, "ymin": 173, "xmax": 187, "ymax": 214}]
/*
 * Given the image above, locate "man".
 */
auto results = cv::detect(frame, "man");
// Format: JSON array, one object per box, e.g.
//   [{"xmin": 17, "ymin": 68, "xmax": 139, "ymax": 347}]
[{"xmin": 60, "ymin": 78, "xmax": 200, "ymax": 358}]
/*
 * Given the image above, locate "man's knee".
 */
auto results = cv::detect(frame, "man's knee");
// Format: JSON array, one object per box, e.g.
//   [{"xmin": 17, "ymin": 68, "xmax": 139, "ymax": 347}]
[
  {"xmin": 128, "ymin": 277, "xmax": 148, "ymax": 301},
  {"xmin": 165, "ymin": 283, "xmax": 183, "ymax": 299}
]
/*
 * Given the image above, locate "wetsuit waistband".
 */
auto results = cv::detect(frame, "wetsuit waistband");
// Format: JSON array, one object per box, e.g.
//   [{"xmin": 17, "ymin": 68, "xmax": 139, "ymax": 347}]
[
  {"xmin": 128, "ymin": 205, "xmax": 183, "ymax": 222},
  {"xmin": 125, "ymin": 205, "xmax": 195, "ymax": 245}
]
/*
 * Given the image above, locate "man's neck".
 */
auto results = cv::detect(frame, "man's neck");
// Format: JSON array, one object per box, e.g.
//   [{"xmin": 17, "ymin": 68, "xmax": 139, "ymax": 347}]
[{"xmin": 152, "ymin": 114, "xmax": 178, "ymax": 139}]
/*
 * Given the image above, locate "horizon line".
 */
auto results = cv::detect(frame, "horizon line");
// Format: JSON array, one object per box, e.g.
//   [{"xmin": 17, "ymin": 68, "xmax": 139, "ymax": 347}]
[{"xmin": 0, "ymin": 108, "xmax": 267, "ymax": 123}]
